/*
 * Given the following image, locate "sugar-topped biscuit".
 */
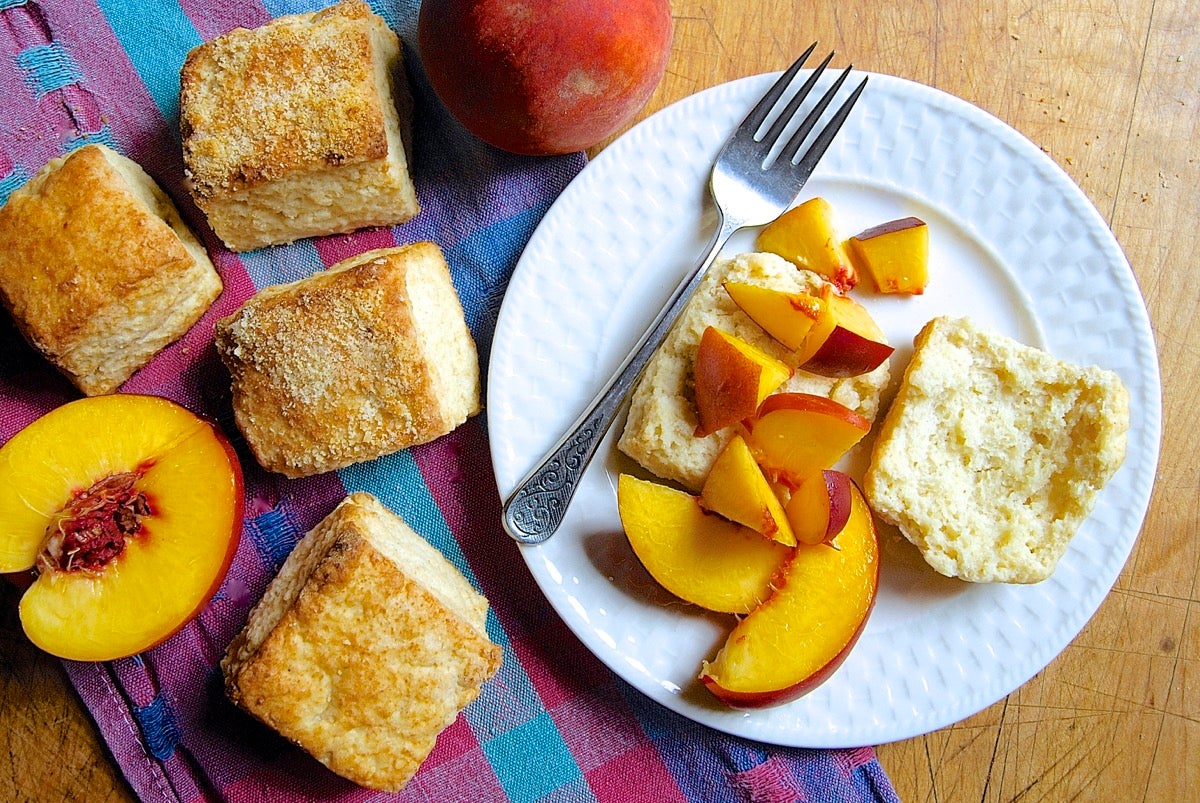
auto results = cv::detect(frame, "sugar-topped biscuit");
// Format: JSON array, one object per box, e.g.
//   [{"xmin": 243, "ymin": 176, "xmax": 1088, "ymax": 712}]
[
  {"xmin": 180, "ymin": 0, "xmax": 419, "ymax": 251},
  {"xmin": 215, "ymin": 242, "xmax": 480, "ymax": 477},
  {"xmin": 223, "ymin": 491, "xmax": 502, "ymax": 792}
]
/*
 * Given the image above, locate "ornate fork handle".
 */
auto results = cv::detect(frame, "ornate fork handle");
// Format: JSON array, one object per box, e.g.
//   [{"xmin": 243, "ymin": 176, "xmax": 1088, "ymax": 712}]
[{"xmin": 502, "ymin": 213, "xmax": 742, "ymax": 544}]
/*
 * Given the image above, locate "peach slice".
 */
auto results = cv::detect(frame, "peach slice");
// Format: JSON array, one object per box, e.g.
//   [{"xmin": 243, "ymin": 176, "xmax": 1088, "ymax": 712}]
[
  {"xmin": 784, "ymin": 469, "xmax": 854, "ymax": 546},
  {"xmin": 693, "ymin": 326, "xmax": 792, "ymax": 438},
  {"xmin": 796, "ymin": 285, "xmax": 894, "ymax": 377},
  {"xmin": 723, "ymin": 281, "xmax": 823, "ymax": 351},
  {"xmin": 0, "ymin": 395, "xmax": 243, "ymax": 661},
  {"xmin": 745, "ymin": 393, "xmax": 871, "ymax": 487},
  {"xmin": 617, "ymin": 474, "xmax": 790, "ymax": 614},
  {"xmin": 755, "ymin": 197, "xmax": 858, "ymax": 291},
  {"xmin": 699, "ymin": 481, "xmax": 880, "ymax": 707},
  {"xmin": 848, "ymin": 216, "xmax": 930, "ymax": 295},
  {"xmin": 699, "ymin": 435, "xmax": 796, "ymax": 546}
]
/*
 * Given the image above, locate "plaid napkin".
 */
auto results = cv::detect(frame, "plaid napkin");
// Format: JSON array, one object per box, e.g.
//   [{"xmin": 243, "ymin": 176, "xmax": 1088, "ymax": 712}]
[{"xmin": 0, "ymin": 0, "xmax": 901, "ymax": 800}]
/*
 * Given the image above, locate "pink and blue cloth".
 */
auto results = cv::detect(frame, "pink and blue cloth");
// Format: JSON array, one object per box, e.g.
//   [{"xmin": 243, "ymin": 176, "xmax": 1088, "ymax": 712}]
[{"xmin": 0, "ymin": 1, "xmax": 901, "ymax": 800}]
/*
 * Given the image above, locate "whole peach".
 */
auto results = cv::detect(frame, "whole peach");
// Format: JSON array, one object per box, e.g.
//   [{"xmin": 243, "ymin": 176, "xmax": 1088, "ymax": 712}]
[{"xmin": 418, "ymin": 0, "xmax": 673, "ymax": 155}]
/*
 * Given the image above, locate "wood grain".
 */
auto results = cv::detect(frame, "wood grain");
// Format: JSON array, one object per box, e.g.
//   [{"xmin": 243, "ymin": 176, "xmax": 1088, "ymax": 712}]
[
  {"xmin": 2, "ymin": 1, "xmax": 1195, "ymax": 801},
  {"xmin": 1, "ymin": 582, "xmax": 135, "ymax": 802}
]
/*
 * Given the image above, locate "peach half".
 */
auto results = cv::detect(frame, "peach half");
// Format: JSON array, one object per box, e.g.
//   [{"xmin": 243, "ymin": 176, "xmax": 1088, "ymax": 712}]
[
  {"xmin": 693, "ymin": 326, "xmax": 792, "ymax": 438},
  {"xmin": 700, "ymin": 435, "xmax": 796, "ymax": 546},
  {"xmin": 745, "ymin": 393, "xmax": 871, "ymax": 487},
  {"xmin": 617, "ymin": 474, "xmax": 790, "ymax": 614},
  {"xmin": 755, "ymin": 197, "xmax": 858, "ymax": 291},
  {"xmin": 0, "ymin": 395, "xmax": 243, "ymax": 661},
  {"xmin": 848, "ymin": 216, "xmax": 930, "ymax": 295},
  {"xmin": 699, "ymin": 481, "xmax": 879, "ymax": 707}
]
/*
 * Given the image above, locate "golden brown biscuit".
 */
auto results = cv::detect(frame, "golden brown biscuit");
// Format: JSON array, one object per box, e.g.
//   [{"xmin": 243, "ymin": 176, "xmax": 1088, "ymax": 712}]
[
  {"xmin": 0, "ymin": 144, "xmax": 222, "ymax": 395},
  {"xmin": 223, "ymin": 492, "xmax": 502, "ymax": 792},
  {"xmin": 215, "ymin": 241, "xmax": 480, "ymax": 477},
  {"xmin": 180, "ymin": 0, "xmax": 419, "ymax": 251}
]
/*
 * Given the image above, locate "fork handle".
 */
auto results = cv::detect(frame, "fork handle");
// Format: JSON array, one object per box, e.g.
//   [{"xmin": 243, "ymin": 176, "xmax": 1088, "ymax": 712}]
[{"xmin": 502, "ymin": 211, "xmax": 745, "ymax": 545}]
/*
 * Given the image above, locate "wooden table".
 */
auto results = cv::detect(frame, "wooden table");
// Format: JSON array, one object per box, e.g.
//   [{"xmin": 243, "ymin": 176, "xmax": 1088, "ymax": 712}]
[{"xmin": 3, "ymin": 1, "xmax": 1195, "ymax": 800}]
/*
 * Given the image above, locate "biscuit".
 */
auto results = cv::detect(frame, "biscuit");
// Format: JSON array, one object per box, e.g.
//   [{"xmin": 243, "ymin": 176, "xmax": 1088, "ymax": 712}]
[
  {"xmin": 618, "ymin": 251, "xmax": 891, "ymax": 491},
  {"xmin": 0, "ymin": 144, "xmax": 221, "ymax": 395},
  {"xmin": 180, "ymin": 0, "xmax": 419, "ymax": 251},
  {"xmin": 215, "ymin": 241, "xmax": 480, "ymax": 477},
  {"xmin": 864, "ymin": 315, "xmax": 1130, "ymax": 583},
  {"xmin": 223, "ymin": 492, "xmax": 502, "ymax": 792}
]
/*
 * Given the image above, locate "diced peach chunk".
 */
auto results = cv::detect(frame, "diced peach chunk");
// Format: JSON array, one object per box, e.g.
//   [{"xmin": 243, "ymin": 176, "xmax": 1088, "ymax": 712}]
[
  {"xmin": 756, "ymin": 197, "xmax": 858, "ymax": 291},
  {"xmin": 693, "ymin": 327, "xmax": 792, "ymax": 437},
  {"xmin": 744, "ymin": 393, "xmax": 871, "ymax": 487},
  {"xmin": 700, "ymin": 435, "xmax": 796, "ymax": 546},
  {"xmin": 617, "ymin": 474, "xmax": 791, "ymax": 614},
  {"xmin": 784, "ymin": 469, "xmax": 854, "ymax": 546},
  {"xmin": 797, "ymin": 285, "xmax": 894, "ymax": 377},
  {"xmin": 848, "ymin": 216, "xmax": 929, "ymax": 295},
  {"xmin": 723, "ymin": 281, "xmax": 823, "ymax": 351}
]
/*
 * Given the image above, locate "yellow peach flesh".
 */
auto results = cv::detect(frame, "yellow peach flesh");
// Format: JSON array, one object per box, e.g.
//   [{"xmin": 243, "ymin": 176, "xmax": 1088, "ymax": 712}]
[
  {"xmin": 793, "ymin": 284, "xmax": 893, "ymax": 377},
  {"xmin": 849, "ymin": 216, "xmax": 930, "ymax": 294},
  {"xmin": 755, "ymin": 197, "xmax": 858, "ymax": 291},
  {"xmin": 699, "ymin": 435, "xmax": 796, "ymax": 546},
  {"xmin": 784, "ymin": 469, "xmax": 853, "ymax": 546},
  {"xmin": 700, "ymin": 483, "xmax": 879, "ymax": 703},
  {"xmin": 723, "ymin": 281, "xmax": 822, "ymax": 351},
  {"xmin": 693, "ymin": 327, "xmax": 792, "ymax": 437},
  {"xmin": 0, "ymin": 395, "xmax": 242, "ymax": 661},
  {"xmin": 746, "ymin": 394, "xmax": 871, "ymax": 484},
  {"xmin": 617, "ymin": 474, "xmax": 790, "ymax": 614},
  {"xmin": 784, "ymin": 471, "xmax": 832, "ymax": 546}
]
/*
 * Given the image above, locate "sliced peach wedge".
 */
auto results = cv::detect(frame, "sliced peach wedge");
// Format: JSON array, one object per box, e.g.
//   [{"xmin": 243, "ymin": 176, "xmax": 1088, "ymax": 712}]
[
  {"xmin": 699, "ymin": 435, "xmax": 796, "ymax": 546},
  {"xmin": 784, "ymin": 469, "xmax": 854, "ymax": 546},
  {"xmin": 796, "ymin": 285, "xmax": 894, "ymax": 378},
  {"xmin": 699, "ymin": 481, "xmax": 880, "ymax": 707},
  {"xmin": 0, "ymin": 395, "xmax": 243, "ymax": 661},
  {"xmin": 693, "ymin": 326, "xmax": 792, "ymax": 437},
  {"xmin": 617, "ymin": 474, "xmax": 790, "ymax": 615},
  {"xmin": 744, "ymin": 393, "xmax": 871, "ymax": 488},
  {"xmin": 723, "ymin": 282, "xmax": 822, "ymax": 351},
  {"xmin": 755, "ymin": 197, "xmax": 858, "ymax": 292}
]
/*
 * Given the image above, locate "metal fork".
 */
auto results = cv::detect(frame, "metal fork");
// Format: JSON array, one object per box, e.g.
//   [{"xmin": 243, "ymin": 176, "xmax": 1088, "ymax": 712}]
[{"xmin": 502, "ymin": 46, "xmax": 868, "ymax": 545}]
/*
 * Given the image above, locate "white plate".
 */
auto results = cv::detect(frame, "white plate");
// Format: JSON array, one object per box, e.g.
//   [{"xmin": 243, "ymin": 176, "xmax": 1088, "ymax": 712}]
[{"xmin": 487, "ymin": 72, "xmax": 1161, "ymax": 747}]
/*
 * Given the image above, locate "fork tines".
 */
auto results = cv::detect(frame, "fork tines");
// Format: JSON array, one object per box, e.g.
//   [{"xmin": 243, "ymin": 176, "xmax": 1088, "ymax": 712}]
[{"xmin": 752, "ymin": 46, "xmax": 868, "ymax": 170}]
